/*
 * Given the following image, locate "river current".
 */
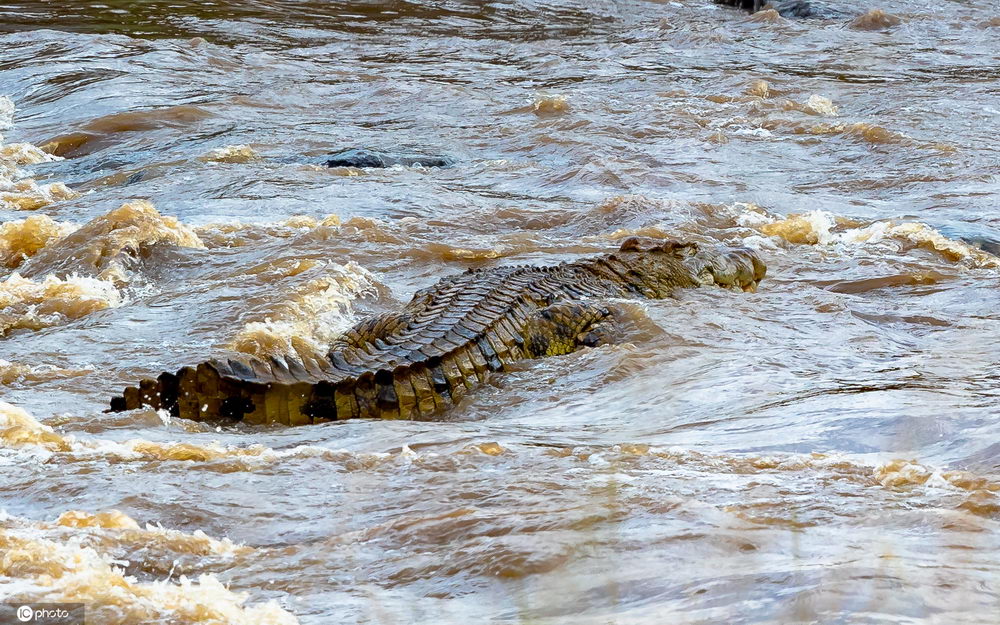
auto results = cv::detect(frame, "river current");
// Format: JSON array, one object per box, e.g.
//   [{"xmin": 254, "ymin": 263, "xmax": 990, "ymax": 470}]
[{"xmin": 1, "ymin": 1, "xmax": 999, "ymax": 623}]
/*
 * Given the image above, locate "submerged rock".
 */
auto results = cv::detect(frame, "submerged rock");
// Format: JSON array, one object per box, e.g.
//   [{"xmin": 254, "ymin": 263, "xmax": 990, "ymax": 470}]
[
  {"xmin": 715, "ymin": 0, "xmax": 850, "ymax": 19},
  {"xmin": 937, "ymin": 225, "xmax": 1000, "ymax": 257},
  {"xmin": 324, "ymin": 148, "xmax": 455, "ymax": 169},
  {"xmin": 848, "ymin": 8, "xmax": 903, "ymax": 30}
]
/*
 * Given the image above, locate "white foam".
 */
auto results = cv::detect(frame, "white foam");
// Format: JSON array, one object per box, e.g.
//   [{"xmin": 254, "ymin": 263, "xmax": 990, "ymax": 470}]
[
  {"xmin": 0, "ymin": 95, "xmax": 14, "ymax": 130},
  {"xmin": 230, "ymin": 261, "xmax": 378, "ymax": 362},
  {"xmin": 735, "ymin": 204, "xmax": 1000, "ymax": 268}
]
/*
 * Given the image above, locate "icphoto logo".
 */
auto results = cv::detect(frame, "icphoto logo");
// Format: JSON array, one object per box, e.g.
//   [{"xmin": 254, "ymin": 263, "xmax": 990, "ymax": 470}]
[{"xmin": 13, "ymin": 605, "xmax": 74, "ymax": 621}]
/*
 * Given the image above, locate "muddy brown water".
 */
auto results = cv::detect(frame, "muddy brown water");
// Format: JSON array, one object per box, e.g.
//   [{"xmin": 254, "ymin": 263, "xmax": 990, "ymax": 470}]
[{"xmin": 1, "ymin": 1, "xmax": 999, "ymax": 623}]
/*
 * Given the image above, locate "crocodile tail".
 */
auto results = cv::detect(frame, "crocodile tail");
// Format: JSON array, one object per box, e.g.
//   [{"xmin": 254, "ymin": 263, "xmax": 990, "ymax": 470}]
[
  {"xmin": 110, "ymin": 357, "xmax": 338, "ymax": 425},
  {"xmin": 108, "ymin": 344, "xmax": 498, "ymax": 424}
]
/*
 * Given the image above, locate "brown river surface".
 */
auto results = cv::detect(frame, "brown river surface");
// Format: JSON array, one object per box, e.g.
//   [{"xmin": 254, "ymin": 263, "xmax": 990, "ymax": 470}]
[{"xmin": 1, "ymin": 1, "xmax": 1000, "ymax": 623}]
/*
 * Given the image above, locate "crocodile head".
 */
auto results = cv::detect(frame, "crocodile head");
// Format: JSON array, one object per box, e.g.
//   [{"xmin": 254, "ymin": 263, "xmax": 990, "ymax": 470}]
[{"xmin": 617, "ymin": 236, "xmax": 766, "ymax": 292}]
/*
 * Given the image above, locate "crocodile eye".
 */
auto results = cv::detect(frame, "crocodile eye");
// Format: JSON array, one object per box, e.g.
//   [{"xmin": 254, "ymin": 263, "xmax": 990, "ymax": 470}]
[{"xmin": 657, "ymin": 240, "xmax": 698, "ymax": 256}]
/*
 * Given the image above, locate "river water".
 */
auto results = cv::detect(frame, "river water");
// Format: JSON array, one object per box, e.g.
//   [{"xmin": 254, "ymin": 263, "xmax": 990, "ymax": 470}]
[{"xmin": 1, "ymin": 1, "xmax": 999, "ymax": 623}]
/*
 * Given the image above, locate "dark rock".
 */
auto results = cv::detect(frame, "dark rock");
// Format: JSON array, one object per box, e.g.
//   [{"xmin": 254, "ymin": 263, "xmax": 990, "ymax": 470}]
[
  {"xmin": 937, "ymin": 225, "xmax": 1000, "ymax": 257},
  {"xmin": 324, "ymin": 148, "xmax": 455, "ymax": 169},
  {"xmin": 715, "ymin": 0, "xmax": 850, "ymax": 19}
]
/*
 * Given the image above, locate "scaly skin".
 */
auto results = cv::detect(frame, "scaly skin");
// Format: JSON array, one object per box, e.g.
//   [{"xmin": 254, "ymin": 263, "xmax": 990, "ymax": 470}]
[{"xmin": 110, "ymin": 237, "xmax": 766, "ymax": 425}]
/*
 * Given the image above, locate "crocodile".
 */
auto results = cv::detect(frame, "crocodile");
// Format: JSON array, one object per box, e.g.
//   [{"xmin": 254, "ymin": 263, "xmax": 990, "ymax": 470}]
[{"xmin": 109, "ymin": 237, "xmax": 765, "ymax": 425}]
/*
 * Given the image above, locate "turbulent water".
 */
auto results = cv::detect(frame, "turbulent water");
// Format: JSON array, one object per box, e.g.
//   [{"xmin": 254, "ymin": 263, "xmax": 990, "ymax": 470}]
[{"xmin": 1, "ymin": 1, "xmax": 999, "ymax": 623}]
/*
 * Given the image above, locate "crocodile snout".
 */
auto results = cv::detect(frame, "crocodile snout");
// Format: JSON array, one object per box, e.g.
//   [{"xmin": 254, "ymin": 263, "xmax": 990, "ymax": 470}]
[{"xmin": 688, "ymin": 247, "xmax": 766, "ymax": 292}]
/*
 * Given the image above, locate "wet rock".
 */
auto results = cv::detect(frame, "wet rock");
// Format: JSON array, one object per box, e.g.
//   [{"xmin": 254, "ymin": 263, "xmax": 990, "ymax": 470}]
[
  {"xmin": 324, "ymin": 148, "xmax": 455, "ymax": 169},
  {"xmin": 715, "ymin": 0, "xmax": 850, "ymax": 19},
  {"xmin": 849, "ymin": 8, "xmax": 902, "ymax": 30},
  {"xmin": 937, "ymin": 225, "xmax": 1000, "ymax": 257},
  {"xmin": 967, "ymin": 238, "xmax": 1000, "ymax": 257},
  {"xmin": 749, "ymin": 8, "xmax": 785, "ymax": 23}
]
